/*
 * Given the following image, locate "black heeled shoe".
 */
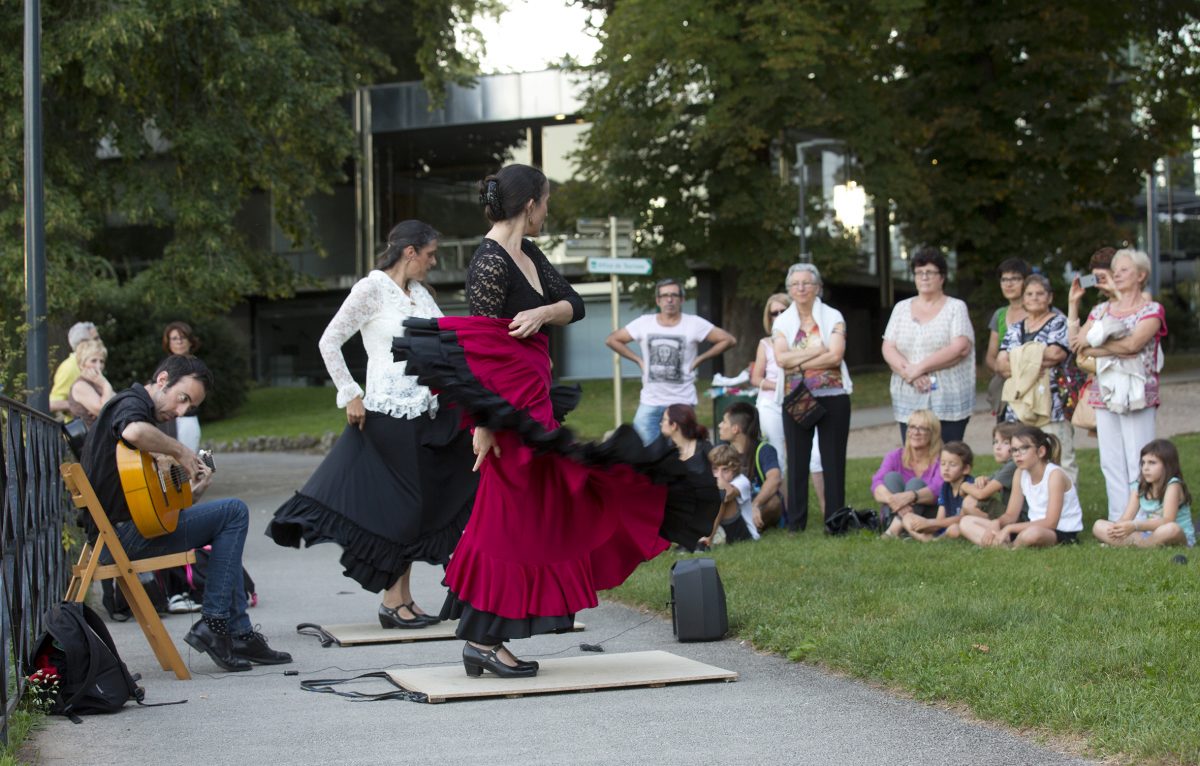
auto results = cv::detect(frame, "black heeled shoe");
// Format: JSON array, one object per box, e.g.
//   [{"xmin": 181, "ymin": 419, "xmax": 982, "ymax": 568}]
[
  {"xmin": 403, "ymin": 601, "xmax": 440, "ymax": 626},
  {"xmin": 462, "ymin": 643, "xmax": 538, "ymax": 678},
  {"xmin": 378, "ymin": 602, "xmax": 432, "ymax": 629}
]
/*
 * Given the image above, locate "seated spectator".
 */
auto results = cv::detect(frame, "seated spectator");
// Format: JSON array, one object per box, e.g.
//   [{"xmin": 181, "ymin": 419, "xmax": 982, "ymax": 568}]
[
  {"xmin": 960, "ymin": 422, "xmax": 1023, "ymax": 520},
  {"xmin": 50, "ymin": 321, "xmax": 99, "ymax": 417},
  {"xmin": 904, "ymin": 441, "xmax": 973, "ymax": 541},
  {"xmin": 700, "ymin": 445, "xmax": 757, "ymax": 546},
  {"xmin": 1093, "ymin": 439, "xmax": 1194, "ymax": 548},
  {"xmin": 660, "ymin": 404, "xmax": 714, "ymax": 475},
  {"xmin": 874, "ymin": 409, "xmax": 944, "ymax": 538},
  {"xmin": 959, "ymin": 425, "xmax": 1083, "ymax": 548},
  {"xmin": 67, "ymin": 339, "xmax": 114, "ymax": 427},
  {"xmin": 718, "ymin": 402, "xmax": 784, "ymax": 532}
]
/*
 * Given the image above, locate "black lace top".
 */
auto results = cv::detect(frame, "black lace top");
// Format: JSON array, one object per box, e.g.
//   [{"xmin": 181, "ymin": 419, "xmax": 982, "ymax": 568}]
[{"xmin": 466, "ymin": 238, "xmax": 585, "ymax": 328}]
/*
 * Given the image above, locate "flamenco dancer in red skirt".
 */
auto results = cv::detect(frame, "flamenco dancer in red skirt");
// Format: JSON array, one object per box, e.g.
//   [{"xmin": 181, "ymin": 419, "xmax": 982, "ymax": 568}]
[{"xmin": 394, "ymin": 164, "xmax": 718, "ymax": 678}]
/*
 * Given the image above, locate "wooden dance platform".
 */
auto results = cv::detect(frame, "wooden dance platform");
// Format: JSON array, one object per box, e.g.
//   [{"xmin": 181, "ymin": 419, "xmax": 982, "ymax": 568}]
[
  {"xmin": 315, "ymin": 620, "xmax": 585, "ymax": 646},
  {"xmin": 386, "ymin": 650, "xmax": 737, "ymax": 703}
]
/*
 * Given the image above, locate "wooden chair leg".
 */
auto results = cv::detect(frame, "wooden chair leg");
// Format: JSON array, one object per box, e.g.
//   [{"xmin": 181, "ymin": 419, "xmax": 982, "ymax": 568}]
[
  {"xmin": 113, "ymin": 572, "xmax": 191, "ymax": 680},
  {"xmin": 65, "ymin": 542, "xmax": 95, "ymax": 603}
]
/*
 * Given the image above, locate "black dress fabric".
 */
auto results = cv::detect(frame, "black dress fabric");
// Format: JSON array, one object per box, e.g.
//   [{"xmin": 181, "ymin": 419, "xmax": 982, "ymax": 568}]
[
  {"xmin": 465, "ymin": 238, "xmax": 585, "ymax": 327},
  {"xmin": 267, "ymin": 407, "xmax": 477, "ymax": 593}
]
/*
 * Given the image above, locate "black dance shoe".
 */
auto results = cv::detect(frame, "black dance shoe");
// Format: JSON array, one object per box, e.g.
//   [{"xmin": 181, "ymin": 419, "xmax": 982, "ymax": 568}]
[
  {"xmin": 184, "ymin": 620, "xmax": 252, "ymax": 672},
  {"xmin": 231, "ymin": 630, "xmax": 293, "ymax": 665},
  {"xmin": 462, "ymin": 643, "xmax": 538, "ymax": 678},
  {"xmin": 403, "ymin": 601, "xmax": 440, "ymax": 626},
  {"xmin": 378, "ymin": 602, "xmax": 435, "ymax": 629}
]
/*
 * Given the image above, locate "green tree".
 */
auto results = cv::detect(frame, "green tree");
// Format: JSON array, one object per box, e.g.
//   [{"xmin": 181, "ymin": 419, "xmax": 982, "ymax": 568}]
[
  {"xmin": 0, "ymin": 0, "xmax": 494, "ymax": 399},
  {"xmin": 574, "ymin": 1, "xmax": 1198, "ymax": 366}
]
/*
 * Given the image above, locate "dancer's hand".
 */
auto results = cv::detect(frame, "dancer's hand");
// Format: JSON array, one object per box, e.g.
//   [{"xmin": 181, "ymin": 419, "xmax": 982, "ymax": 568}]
[
  {"xmin": 508, "ymin": 307, "xmax": 549, "ymax": 338},
  {"xmin": 346, "ymin": 396, "xmax": 366, "ymax": 430},
  {"xmin": 472, "ymin": 426, "xmax": 500, "ymax": 471}
]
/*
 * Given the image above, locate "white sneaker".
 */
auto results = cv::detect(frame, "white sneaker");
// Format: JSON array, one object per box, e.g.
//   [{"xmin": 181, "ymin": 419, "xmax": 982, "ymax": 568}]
[{"xmin": 167, "ymin": 594, "xmax": 201, "ymax": 614}]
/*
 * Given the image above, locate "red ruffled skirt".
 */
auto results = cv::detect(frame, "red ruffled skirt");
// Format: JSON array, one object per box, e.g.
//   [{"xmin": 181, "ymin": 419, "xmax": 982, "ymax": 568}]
[{"xmin": 393, "ymin": 317, "xmax": 717, "ymax": 642}]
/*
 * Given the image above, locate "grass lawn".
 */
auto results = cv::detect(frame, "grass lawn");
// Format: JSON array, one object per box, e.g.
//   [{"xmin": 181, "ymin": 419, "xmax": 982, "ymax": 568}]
[{"xmin": 609, "ymin": 433, "xmax": 1200, "ymax": 765}]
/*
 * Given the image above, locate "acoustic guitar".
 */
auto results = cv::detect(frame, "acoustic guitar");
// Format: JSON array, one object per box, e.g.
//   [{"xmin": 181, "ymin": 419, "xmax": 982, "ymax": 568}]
[{"xmin": 116, "ymin": 443, "xmax": 215, "ymax": 539}]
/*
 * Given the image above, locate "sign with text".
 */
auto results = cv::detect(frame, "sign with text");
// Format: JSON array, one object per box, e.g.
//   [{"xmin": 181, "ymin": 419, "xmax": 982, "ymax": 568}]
[{"xmin": 587, "ymin": 256, "xmax": 652, "ymax": 276}]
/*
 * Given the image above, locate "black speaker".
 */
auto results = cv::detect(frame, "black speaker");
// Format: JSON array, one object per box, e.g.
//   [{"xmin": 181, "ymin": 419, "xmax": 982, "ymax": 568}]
[{"xmin": 670, "ymin": 557, "xmax": 728, "ymax": 642}]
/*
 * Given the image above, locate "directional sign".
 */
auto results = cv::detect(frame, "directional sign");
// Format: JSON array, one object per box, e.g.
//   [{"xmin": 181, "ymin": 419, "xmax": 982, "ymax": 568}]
[
  {"xmin": 565, "ymin": 237, "xmax": 634, "ymax": 259},
  {"xmin": 577, "ymin": 217, "xmax": 633, "ymax": 236},
  {"xmin": 588, "ymin": 257, "xmax": 652, "ymax": 276}
]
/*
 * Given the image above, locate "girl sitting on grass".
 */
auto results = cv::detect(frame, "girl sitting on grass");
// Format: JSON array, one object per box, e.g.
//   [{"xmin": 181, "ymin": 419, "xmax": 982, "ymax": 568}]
[
  {"xmin": 959, "ymin": 425, "xmax": 1083, "ymax": 548},
  {"xmin": 1092, "ymin": 439, "xmax": 1195, "ymax": 548}
]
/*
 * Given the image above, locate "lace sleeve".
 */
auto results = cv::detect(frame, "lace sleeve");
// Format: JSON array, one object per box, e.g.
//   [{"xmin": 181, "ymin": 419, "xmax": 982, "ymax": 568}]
[
  {"xmin": 533, "ymin": 247, "xmax": 585, "ymax": 322},
  {"xmin": 467, "ymin": 249, "xmax": 509, "ymax": 318},
  {"xmin": 318, "ymin": 276, "xmax": 380, "ymax": 407}
]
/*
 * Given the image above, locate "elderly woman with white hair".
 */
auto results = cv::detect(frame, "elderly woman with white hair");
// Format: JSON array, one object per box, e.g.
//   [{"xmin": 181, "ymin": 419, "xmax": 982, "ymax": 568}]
[
  {"xmin": 772, "ymin": 263, "xmax": 852, "ymax": 532},
  {"xmin": 1076, "ymin": 248, "xmax": 1167, "ymax": 521}
]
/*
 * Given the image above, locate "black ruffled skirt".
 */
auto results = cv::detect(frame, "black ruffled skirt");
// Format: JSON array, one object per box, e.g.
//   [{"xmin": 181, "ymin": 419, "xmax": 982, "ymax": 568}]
[{"xmin": 266, "ymin": 408, "xmax": 476, "ymax": 593}]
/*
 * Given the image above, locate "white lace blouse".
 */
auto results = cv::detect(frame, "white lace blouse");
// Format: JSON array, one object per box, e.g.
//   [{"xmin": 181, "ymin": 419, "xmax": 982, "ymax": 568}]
[{"xmin": 318, "ymin": 270, "xmax": 442, "ymax": 420}]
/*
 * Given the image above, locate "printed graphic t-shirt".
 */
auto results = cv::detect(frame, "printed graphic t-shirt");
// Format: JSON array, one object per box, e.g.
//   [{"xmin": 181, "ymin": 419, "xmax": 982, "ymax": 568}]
[{"xmin": 625, "ymin": 313, "xmax": 715, "ymax": 406}]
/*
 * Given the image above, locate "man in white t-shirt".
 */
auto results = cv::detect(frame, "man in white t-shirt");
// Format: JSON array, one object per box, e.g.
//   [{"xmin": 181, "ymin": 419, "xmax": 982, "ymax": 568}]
[{"xmin": 606, "ymin": 278, "xmax": 736, "ymax": 444}]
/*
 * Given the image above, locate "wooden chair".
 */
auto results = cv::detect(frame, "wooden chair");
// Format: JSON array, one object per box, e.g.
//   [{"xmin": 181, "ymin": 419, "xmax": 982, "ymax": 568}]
[{"xmin": 61, "ymin": 462, "xmax": 194, "ymax": 680}]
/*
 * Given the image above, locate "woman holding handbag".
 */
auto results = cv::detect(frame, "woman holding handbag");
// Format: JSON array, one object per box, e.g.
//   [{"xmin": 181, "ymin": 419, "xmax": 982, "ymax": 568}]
[{"xmin": 772, "ymin": 263, "xmax": 852, "ymax": 533}]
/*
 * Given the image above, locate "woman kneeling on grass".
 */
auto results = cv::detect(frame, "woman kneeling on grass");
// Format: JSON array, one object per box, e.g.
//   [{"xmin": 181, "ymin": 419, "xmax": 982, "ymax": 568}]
[
  {"xmin": 959, "ymin": 425, "xmax": 1083, "ymax": 548},
  {"xmin": 1093, "ymin": 439, "xmax": 1195, "ymax": 548}
]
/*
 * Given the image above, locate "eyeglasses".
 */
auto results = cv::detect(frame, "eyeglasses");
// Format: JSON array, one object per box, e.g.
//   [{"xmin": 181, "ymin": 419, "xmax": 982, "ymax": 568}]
[
  {"xmin": 788, "ymin": 281, "xmax": 818, "ymax": 290},
  {"xmin": 769, "ymin": 309, "xmax": 786, "ymax": 318},
  {"xmin": 1011, "ymin": 445, "xmax": 1033, "ymax": 456},
  {"xmin": 999, "ymin": 276, "xmax": 1024, "ymax": 284},
  {"xmin": 658, "ymin": 292, "xmax": 682, "ymax": 300},
  {"xmin": 907, "ymin": 425, "xmax": 931, "ymax": 433},
  {"xmin": 913, "ymin": 269, "xmax": 942, "ymax": 280}
]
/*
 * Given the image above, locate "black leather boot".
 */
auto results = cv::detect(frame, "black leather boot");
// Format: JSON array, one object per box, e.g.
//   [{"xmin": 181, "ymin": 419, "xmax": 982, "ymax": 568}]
[
  {"xmin": 231, "ymin": 630, "xmax": 292, "ymax": 665},
  {"xmin": 185, "ymin": 619, "xmax": 252, "ymax": 672}
]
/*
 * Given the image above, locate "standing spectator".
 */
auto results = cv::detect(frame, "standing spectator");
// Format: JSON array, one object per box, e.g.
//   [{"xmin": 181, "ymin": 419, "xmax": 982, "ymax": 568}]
[
  {"xmin": 983, "ymin": 258, "xmax": 1030, "ymax": 418},
  {"xmin": 50, "ymin": 321, "xmax": 99, "ymax": 416},
  {"xmin": 161, "ymin": 321, "xmax": 203, "ymax": 451},
  {"xmin": 66, "ymin": 339, "xmax": 114, "ymax": 427},
  {"xmin": 1074, "ymin": 249, "xmax": 1166, "ymax": 521},
  {"xmin": 881, "ymin": 247, "xmax": 976, "ymax": 443},
  {"xmin": 772, "ymin": 264, "xmax": 852, "ymax": 531},
  {"xmin": 995, "ymin": 274, "xmax": 1077, "ymax": 481},
  {"xmin": 751, "ymin": 293, "xmax": 825, "ymax": 519},
  {"xmin": 606, "ymin": 278, "xmax": 736, "ymax": 445},
  {"xmin": 1066, "ymin": 247, "xmax": 1119, "ymax": 347}
]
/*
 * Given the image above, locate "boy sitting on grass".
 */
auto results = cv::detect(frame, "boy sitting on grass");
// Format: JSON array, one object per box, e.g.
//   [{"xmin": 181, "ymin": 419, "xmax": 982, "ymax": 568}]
[
  {"xmin": 960, "ymin": 422, "xmax": 1022, "ymax": 520},
  {"xmin": 700, "ymin": 444, "xmax": 758, "ymax": 547},
  {"xmin": 904, "ymin": 441, "xmax": 974, "ymax": 541}
]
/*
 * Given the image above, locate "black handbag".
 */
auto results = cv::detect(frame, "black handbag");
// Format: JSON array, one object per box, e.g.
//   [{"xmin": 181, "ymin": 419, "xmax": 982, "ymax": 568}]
[{"xmin": 782, "ymin": 380, "xmax": 825, "ymax": 429}]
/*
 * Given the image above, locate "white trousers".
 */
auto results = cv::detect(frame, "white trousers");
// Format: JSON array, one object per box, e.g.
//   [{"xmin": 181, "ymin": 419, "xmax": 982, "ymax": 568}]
[
  {"xmin": 1094, "ymin": 406, "xmax": 1156, "ymax": 521},
  {"xmin": 757, "ymin": 400, "xmax": 821, "ymax": 475},
  {"xmin": 1040, "ymin": 420, "xmax": 1077, "ymax": 486}
]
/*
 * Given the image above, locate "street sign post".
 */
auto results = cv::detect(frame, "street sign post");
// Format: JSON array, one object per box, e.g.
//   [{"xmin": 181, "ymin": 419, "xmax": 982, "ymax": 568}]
[{"xmin": 586, "ymin": 257, "xmax": 653, "ymax": 276}]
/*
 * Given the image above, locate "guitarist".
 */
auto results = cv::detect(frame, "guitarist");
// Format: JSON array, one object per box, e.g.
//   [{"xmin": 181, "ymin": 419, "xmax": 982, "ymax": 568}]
[{"xmin": 80, "ymin": 354, "xmax": 291, "ymax": 672}]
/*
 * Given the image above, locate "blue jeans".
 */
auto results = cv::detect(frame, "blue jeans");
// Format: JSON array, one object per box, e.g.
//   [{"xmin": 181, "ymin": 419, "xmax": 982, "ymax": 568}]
[
  {"xmin": 102, "ymin": 498, "xmax": 252, "ymax": 634},
  {"xmin": 632, "ymin": 403, "xmax": 669, "ymax": 446}
]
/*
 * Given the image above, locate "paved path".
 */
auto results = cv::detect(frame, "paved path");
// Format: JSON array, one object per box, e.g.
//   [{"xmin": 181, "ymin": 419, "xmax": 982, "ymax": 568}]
[{"xmin": 26, "ymin": 453, "xmax": 1094, "ymax": 766}]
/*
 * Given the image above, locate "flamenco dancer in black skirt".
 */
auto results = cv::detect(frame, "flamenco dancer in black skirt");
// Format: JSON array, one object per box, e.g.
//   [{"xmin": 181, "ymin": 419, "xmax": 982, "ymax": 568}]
[
  {"xmin": 394, "ymin": 165, "xmax": 718, "ymax": 677},
  {"xmin": 268, "ymin": 221, "xmax": 477, "ymax": 627}
]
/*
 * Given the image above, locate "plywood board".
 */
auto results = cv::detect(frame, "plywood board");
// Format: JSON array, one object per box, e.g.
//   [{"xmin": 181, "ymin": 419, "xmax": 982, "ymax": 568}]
[
  {"xmin": 320, "ymin": 620, "xmax": 584, "ymax": 646},
  {"xmin": 386, "ymin": 650, "xmax": 737, "ymax": 703}
]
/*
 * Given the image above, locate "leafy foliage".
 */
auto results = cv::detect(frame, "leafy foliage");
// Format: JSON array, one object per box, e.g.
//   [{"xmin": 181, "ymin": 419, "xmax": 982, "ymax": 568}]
[
  {"xmin": 0, "ymin": 0, "xmax": 492, "ymax": 400},
  {"xmin": 574, "ymin": 1, "xmax": 1200, "ymax": 361}
]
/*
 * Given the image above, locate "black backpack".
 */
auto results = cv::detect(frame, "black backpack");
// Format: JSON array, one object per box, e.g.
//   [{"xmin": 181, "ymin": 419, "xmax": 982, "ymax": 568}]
[
  {"xmin": 30, "ymin": 602, "xmax": 145, "ymax": 720},
  {"xmin": 824, "ymin": 506, "xmax": 880, "ymax": 536}
]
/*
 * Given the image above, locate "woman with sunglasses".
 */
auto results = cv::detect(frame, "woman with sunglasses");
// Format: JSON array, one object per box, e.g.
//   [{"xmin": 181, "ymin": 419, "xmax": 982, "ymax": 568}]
[
  {"xmin": 882, "ymin": 247, "xmax": 976, "ymax": 443},
  {"xmin": 772, "ymin": 263, "xmax": 852, "ymax": 532}
]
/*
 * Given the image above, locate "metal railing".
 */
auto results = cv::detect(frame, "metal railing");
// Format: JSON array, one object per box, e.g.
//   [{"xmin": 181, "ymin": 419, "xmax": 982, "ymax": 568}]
[{"xmin": 0, "ymin": 395, "xmax": 70, "ymax": 745}]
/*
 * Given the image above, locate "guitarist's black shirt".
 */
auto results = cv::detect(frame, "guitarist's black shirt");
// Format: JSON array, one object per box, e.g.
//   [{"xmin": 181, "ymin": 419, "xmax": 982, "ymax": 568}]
[{"xmin": 80, "ymin": 384, "xmax": 156, "ymax": 531}]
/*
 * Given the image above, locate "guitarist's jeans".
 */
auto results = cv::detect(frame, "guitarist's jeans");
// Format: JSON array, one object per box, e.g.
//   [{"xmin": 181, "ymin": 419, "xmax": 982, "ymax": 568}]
[{"xmin": 102, "ymin": 498, "xmax": 252, "ymax": 635}]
